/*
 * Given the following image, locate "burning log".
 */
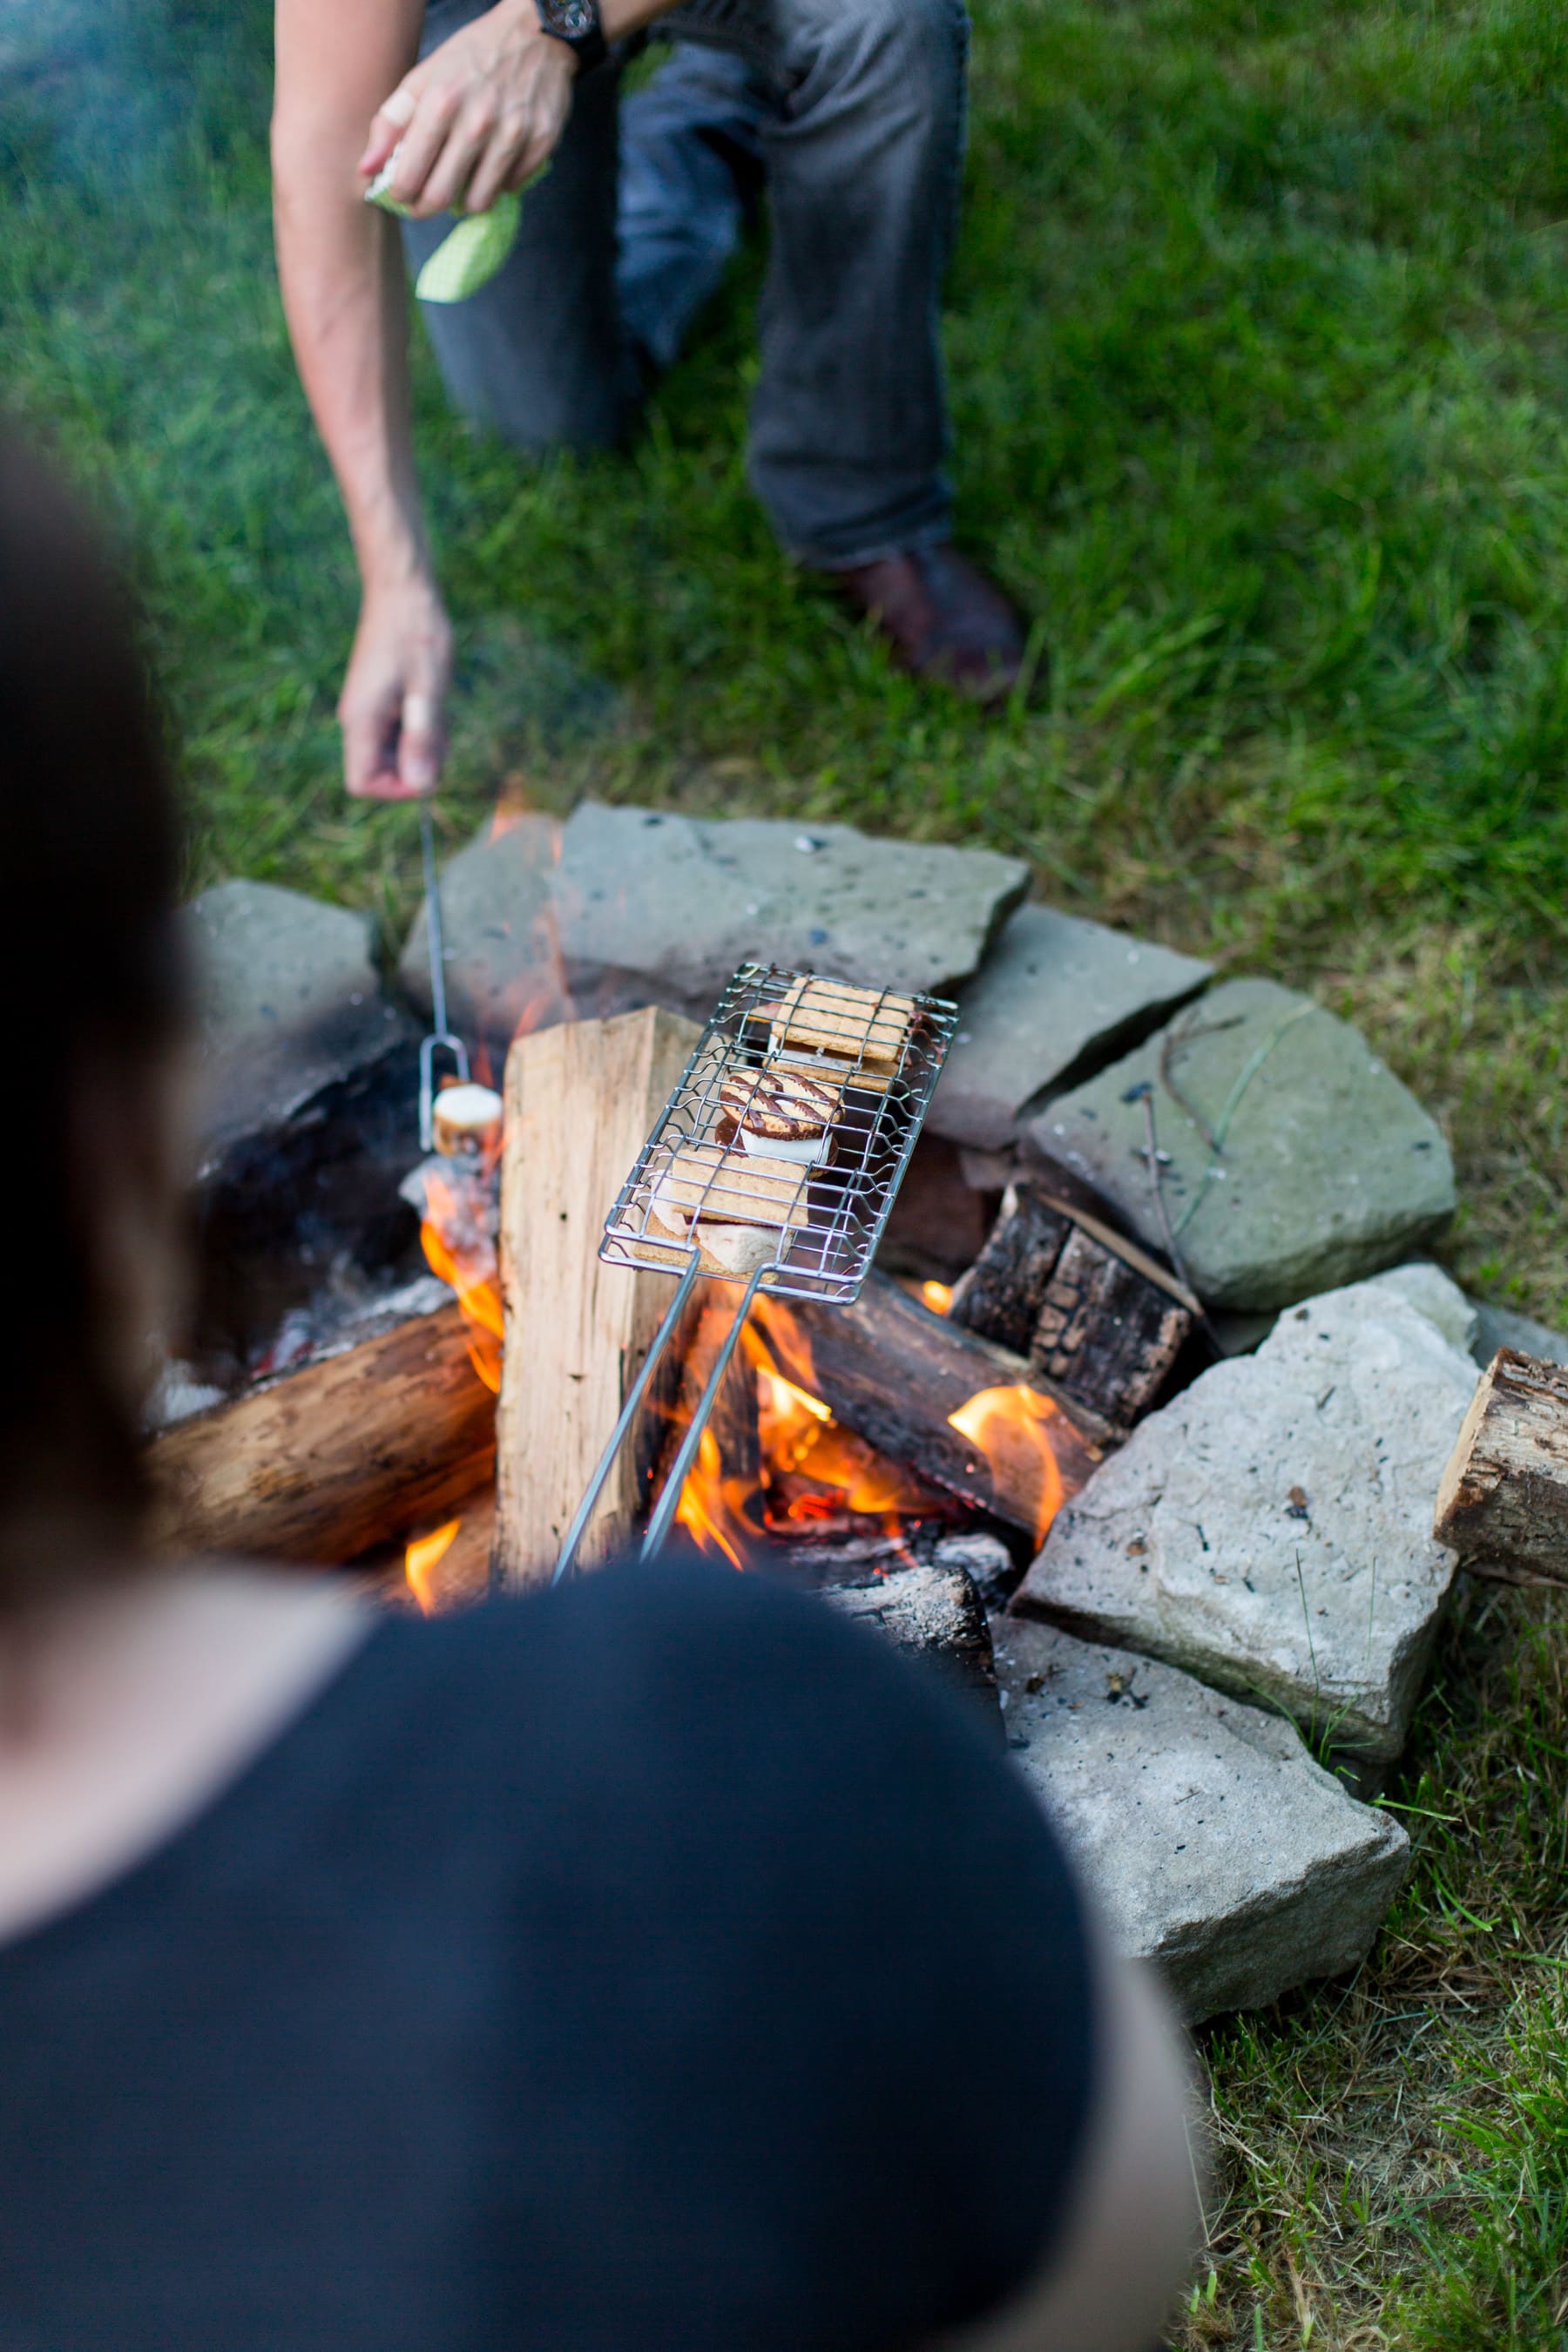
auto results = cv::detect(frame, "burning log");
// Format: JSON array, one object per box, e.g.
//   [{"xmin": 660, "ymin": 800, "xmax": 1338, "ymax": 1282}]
[
  {"xmin": 949, "ymin": 1186, "xmax": 1072, "ymax": 1355},
  {"xmin": 751, "ymin": 1271, "xmax": 1109, "ymax": 1544},
  {"xmin": 950, "ymin": 1183, "xmax": 1194, "ymax": 1429},
  {"xmin": 491, "ymin": 1008, "xmax": 707, "ymax": 1586},
  {"xmin": 1434, "ymin": 1347, "xmax": 1568, "ymax": 1580},
  {"xmin": 149, "ymin": 1297, "xmax": 495, "ymax": 1564}
]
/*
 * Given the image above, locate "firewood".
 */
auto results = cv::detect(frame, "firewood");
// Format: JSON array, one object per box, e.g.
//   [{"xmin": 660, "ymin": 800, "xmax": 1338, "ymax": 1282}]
[
  {"xmin": 149, "ymin": 1298, "xmax": 495, "ymax": 1564},
  {"xmin": 950, "ymin": 1181, "xmax": 1193, "ymax": 1428},
  {"xmin": 1032, "ymin": 1227, "xmax": 1193, "ymax": 1429},
  {"xmin": 362, "ymin": 1484, "xmax": 498, "ymax": 1614},
  {"xmin": 491, "ymin": 1008, "xmax": 706, "ymax": 1587},
  {"xmin": 1434, "ymin": 1347, "xmax": 1568, "ymax": 1578},
  {"xmin": 949, "ymin": 1184, "xmax": 1071, "ymax": 1355},
  {"xmin": 750, "ymin": 1271, "xmax": 1109, "ymax": 1538}
]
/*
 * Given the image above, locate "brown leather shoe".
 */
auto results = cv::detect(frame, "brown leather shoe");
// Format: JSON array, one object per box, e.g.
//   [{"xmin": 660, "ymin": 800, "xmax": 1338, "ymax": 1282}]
[{"xmin": 831, "ymin": 544, "xmax": 1032, "ymax": 704}]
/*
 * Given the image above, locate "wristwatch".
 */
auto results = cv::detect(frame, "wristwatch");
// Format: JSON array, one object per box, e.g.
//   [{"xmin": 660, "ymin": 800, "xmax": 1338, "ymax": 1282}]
[{"xmin": 536, "ymin": 0, "xmax": 608, "ymax": 76}]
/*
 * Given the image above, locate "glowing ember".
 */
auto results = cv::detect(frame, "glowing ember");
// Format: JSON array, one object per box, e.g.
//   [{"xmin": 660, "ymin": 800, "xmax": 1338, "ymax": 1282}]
[
  {"xmin": 405, "ymin": 1517, "xmax": 461, "ymax": 1613},
  {"xmin": 947, "ymin": 1385, "xmax": 1064, "ymax": 1547},
  {"xmin": 421, "ymin": 1169, "xmax": 503, "ymax": 1393},
  {"xmin": 921, "ymin": 1280, "xmax": 953, "ymax": 1314}
]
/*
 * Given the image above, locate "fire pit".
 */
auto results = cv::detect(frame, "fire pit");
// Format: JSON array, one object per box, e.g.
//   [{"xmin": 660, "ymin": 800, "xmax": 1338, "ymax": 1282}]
[{"xmin": 155, "ymin": 808, "xmax": 1501, "ymax": 2020}]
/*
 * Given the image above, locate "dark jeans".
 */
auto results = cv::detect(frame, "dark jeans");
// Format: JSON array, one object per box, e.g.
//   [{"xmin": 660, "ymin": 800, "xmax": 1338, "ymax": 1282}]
[{"xmin": 403, "ymin": 0, "xmax": 969, "ymax": 566}]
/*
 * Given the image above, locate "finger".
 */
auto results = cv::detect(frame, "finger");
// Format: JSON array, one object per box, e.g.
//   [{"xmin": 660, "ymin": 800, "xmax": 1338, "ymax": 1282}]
[
  {"xmin": 360, "ymin": 82, "xmax": 417, "ymax": 177},
  {"xmin": 388, "ymin": 84, "xmax": 463, "ymax": 211},
  {"xmin": 457, "ymin": 118, "xmax": 525, "ymax": 216},
  {"xmin": 419, "ymin": 98, "xmax": 498, "ymax": 218},
  {"xmin": 341, "ymin": 687, "xmax": 396, "ymax": 798},
  {"xmin": 397, "ymin": 690, "xmax": 445, "ymax": 797}
]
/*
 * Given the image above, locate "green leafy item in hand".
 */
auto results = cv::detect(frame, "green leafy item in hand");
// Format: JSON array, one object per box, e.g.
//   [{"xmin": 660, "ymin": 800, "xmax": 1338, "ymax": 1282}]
[{"xmin": 364, "ymin": 150, "xmax": 544, "ymax": 303}]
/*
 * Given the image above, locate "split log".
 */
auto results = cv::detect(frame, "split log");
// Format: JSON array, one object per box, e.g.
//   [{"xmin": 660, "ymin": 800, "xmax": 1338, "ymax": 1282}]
[
  {"xmin": 950, "ymin": 1182, "xmax": 1193, "ymax": 1429},
  {"xmin": 1434, "ymin": 1348, "xmax": 1568, "ymax": 1579},
  {"xmin": 149, "ymin": 1297, "xmax": 495, "ymax": 1564},
  {"xmin": 1033, "ymin": 1227, "xmax": 1193, "ymax": 1429},
  {"xmin": 949, "ymin": 1186, "xmax": 1071, "ymax": 1356},
  {"xmin": 750, "ymin": 1270, "xmax": 1109, "ymax": 1540},
  {"xmin": 491, "ymin": 1008, "xmax": 705, "ymax": 1587}
]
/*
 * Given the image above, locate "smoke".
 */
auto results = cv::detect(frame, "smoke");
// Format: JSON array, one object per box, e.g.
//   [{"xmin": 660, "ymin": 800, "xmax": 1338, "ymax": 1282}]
[{"xmin": 0, "ymin": 0, "xmax": 271, "ymax": 201}]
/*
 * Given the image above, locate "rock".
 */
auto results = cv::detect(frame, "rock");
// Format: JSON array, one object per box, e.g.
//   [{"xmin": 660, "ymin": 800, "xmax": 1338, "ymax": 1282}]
[
  {"xmin": 822, "ymin": 1558, "xmax": 998, "ymax": 1709},
  {"xmin": 1469, "ymin": 1298, "xmax": 1568, "ymax": 1372},
  {"xmin": 397, "ymin": 814, "xmax": 571, "ymax": 1041},
  {"xmin": 929, "ymin": 904, "xmax": 1211, "ymax": 1151},
  {"xmin": 1011, "ymin": 1267, "xmax": 1477, "ymax": 1759},
  {"xmin": 992, "ymin": 1617, "xmax": 1409, "ymax": 2021},
  {"xmin": 552, "ymin": 802, "xmax": 1029, "ymax": 1012},
  {"xmin": 185, "ymin": 881, "xmax": 408, "ymax": 1171},
  {"xmin": 1023, "ymin": 977, "xmax": 1456, "ymax": 1312}
]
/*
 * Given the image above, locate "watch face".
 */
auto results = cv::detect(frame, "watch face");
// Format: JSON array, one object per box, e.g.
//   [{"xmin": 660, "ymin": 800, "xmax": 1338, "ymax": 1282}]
[{"xmin": 542, "ymin": 0, "xmax": 597, "ymax": 34}]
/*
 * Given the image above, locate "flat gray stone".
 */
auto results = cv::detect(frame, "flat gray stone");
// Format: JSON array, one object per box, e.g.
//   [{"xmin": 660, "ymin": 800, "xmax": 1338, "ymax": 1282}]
[
  {"xmin": 1023, "ymin": 977, "xmax": 1456, "ymax": 1311},
  {"xmin": 1012, "ymin": 1266, "xmax": 1477, "ymax": 1760},
  {"xmin": 185, "ymin": 881, "xmax": 406, "ymax": 1168},
  {"xmin": 929, "ymin": 904, "xmax": 1211, "ymax": 1151},
  {"xmin": 552, "ymin": 802, "xmax": 1029, "ymax": 1011},
  {"xmin": 992, "ymin": 1617, "xmax": 1409, "ymax": 2021},
  {"xmin": 397, "ymin": 813, "xmax": 570, "ymax": 1039},
  {"xmin": 1470, "ymin": 1298, "xmax": 1568, "ymax": 1371}
]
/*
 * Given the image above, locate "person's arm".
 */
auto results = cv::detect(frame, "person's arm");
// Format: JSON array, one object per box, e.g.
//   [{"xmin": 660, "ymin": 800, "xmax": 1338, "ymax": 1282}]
[
  {"xmin": 272, "ymin": 0, "xmax": 679, "ymax": 800},
  {"xmin": 272, "ymin": 0, "xmax": 449, "ymax": 799}
]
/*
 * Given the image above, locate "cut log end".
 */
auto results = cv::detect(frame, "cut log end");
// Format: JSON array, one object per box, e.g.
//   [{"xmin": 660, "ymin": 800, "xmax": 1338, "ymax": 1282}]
[{"xmin": 1433, "ymin": 1346, "xmax": 1568, "ymax": 1581}]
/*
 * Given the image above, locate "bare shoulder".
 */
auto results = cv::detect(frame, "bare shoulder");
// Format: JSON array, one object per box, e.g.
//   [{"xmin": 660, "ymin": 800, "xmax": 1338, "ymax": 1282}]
[{"xmin": 0, "ymin": 1562, "xmax": 371, "ymax": 1950}]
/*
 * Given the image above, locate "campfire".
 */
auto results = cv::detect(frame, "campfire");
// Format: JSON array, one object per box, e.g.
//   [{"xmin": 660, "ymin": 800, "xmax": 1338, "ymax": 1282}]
[{"xmin": 153, "ymin": 966, "xmax": 1194, "ymax": 1634}]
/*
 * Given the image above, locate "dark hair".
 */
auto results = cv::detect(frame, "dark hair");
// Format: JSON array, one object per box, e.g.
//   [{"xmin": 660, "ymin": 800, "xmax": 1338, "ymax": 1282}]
[{"xmin": 0, "ymin": 434, "xmax": 187, "ymax": 1546}]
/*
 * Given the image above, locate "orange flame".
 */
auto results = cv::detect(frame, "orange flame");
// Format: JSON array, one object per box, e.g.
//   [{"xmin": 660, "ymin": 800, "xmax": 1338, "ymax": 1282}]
[
  {"xmin": 947, "ymin": 1385, "xmax": 1064, "ymax": 1548},
  {"xmin": 921, "ymin": 1280, "xmax": 953, "ymax": 1315},
  {"xmin": 405, "ymin": 1517, "xmax": 461, "ymax": 1614},
  {"xmin": 672, "ymin": 1306, "xmax": 947, "ymax": 1565},
  {"xmin": 421, "ymin": 1171, "xmax": 503, "ymax": 1393},
  {"xmin": 674, "ymin": 1424, "xmax": 757, "ymax": 1570}
]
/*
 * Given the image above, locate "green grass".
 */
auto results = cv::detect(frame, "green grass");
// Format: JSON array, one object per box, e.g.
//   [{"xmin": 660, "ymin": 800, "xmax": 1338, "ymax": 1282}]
[{"xmin": 7, "ymin": 1, "xmax": 1568, "ymax": 2339}]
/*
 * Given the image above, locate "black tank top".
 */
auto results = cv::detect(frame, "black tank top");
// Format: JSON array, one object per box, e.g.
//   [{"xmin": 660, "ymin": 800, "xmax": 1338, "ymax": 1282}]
[{"xmin": 0, "ymin": 1558, "xmax": 1096, "ymax": 2351}]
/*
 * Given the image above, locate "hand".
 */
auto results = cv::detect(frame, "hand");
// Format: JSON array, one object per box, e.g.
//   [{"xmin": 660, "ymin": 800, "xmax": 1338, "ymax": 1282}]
[
  {"xmin": 359, "ymin": 0, "xmax": 578, "ymax": 219},
  {"xmin": 339, "ymin": 572, "xmax": 453, "ymax": 799}
]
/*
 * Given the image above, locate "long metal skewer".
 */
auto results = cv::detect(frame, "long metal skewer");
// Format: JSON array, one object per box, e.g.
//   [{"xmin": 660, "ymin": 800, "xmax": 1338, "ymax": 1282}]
[
  {"xmin": 551, "ymin": 1256, "xmax": 704, "ymax": 1585},
  {"xmin": 638, "ymin": 1262, "xmax": 764, "ymax": 1559},
  {"xmin": 418, "ymin": 801, "xmax": 469, "ymax": 1150}
]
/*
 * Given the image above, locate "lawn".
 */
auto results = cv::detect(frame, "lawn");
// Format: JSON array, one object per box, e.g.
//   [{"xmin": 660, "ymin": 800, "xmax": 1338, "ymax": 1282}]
[{"xmin": 6, "ymin": 0, "xmax": 1568, "ymax": 2340}]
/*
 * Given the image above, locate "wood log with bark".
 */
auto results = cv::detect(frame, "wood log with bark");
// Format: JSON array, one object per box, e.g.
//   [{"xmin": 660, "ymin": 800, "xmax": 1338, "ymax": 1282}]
[
  {"xmin": 149, "ymin": 1296, "xmax": 495, "ymax": 1564},
  {"xmin": 490, "ymin": 1007, "xmax": 706, "ymax": 1587},
  {"xmin": 750, "ymin": 1269, "xmax": 1109, "ymax": 1539},
  {"xmin": 949, "ymin": 1181, "xmax": 1194, "ymax": 1429},
  {"xmin": 1434, "ymin": 1347, "xmax": 1568, "ymax": 1579}
]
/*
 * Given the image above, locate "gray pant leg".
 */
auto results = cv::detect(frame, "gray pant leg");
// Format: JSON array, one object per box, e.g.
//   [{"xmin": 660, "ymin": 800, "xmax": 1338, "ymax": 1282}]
[
  {"xmin": 667, "ymin": 0, "xmax": 969, "ymax": 565},
  {"xmin": 402, "ymin": 0, "xmax": 631, "ymax": 449}
]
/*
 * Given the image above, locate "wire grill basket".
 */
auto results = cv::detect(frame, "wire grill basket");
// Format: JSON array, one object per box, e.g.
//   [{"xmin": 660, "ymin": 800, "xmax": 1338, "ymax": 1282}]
[
  {"xmin": 600, "ymin": 963, "xmax": 957, "ymax": 1303},
  {"xmin": 552, "ymin": 963, "xmax": 957, "ymax": 1578}
]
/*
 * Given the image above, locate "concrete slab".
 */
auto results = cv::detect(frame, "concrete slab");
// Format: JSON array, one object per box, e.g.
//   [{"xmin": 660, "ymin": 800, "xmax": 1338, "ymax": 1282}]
[
  {"xmin": 930, "ymin": 903, "xmax": 1211, "ymax": 1151},
  {"xmin": 1024, "ymin": 978, "xmax": 1456, "ymax": 1312},
  {"xmin": 992, "ymin": 1616, "xmax": 1409, "ymax": 2020},
  {"xmin": 552, "ymin": 802, "xmax": 1030, "ymax": 1012},
  {"xmin": 185, "ymin": 880, "xmax": 407, "ymax": 1169},
  {"xmin": 1011, "ymin": 1266, "xmax": 1478, "ymax": 1760}
]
